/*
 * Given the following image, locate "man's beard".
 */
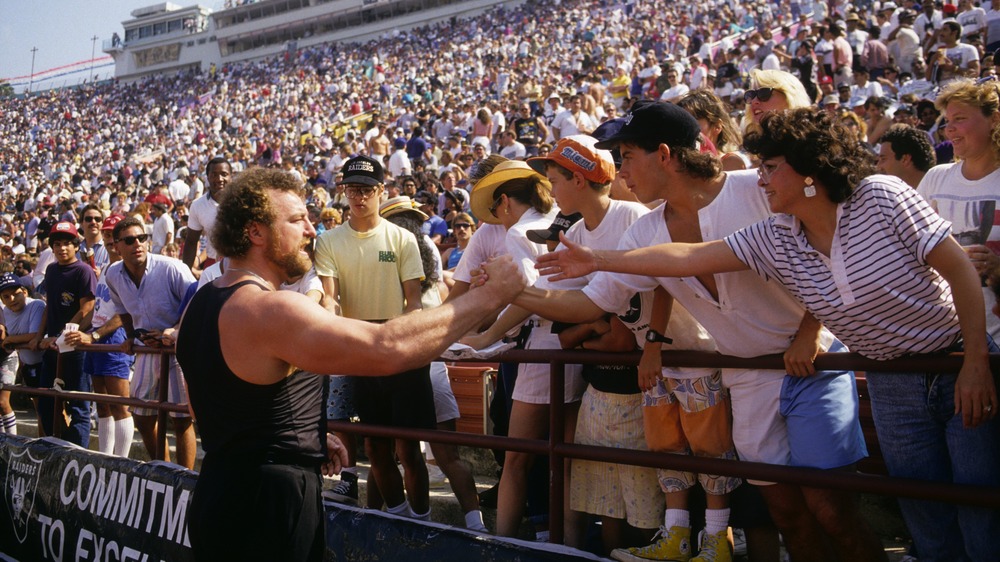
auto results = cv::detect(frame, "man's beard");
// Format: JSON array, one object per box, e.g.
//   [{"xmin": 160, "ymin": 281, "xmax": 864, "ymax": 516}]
[{"xmin": 265, "ymin": 232, "xmax": 312, "ymax": 282}]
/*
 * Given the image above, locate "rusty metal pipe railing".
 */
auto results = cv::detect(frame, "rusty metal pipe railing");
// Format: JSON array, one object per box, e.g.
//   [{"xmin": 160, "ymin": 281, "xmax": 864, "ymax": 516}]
[{"xmin": 7, "ymin": 345, "xmax": 1000, "ymax": 544}]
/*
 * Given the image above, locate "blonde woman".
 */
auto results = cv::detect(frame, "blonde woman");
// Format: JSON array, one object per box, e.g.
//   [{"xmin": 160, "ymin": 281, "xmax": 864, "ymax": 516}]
[{"xmin": 740, "ymin": 69, "xmax": 814, "ymax": 134}]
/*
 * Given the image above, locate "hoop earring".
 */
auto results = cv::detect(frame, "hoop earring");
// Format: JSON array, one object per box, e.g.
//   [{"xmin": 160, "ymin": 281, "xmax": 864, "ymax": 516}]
[{"xmin": 804, "ymin": 177, "xmax": 816, "ymax": 198}]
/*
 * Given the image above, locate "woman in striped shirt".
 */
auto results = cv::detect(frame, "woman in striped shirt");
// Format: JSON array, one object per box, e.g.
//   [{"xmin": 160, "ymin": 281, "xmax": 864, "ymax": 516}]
[{"xmin": 537, "ymin": 107, "xmax": 999, "ymax": 562}]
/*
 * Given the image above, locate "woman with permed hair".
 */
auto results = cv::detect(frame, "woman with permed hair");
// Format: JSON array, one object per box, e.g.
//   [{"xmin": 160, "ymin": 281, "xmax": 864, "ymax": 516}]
[{"xmin": 538, "ymin": 107, "xmax": 1000, "ymax": 561}]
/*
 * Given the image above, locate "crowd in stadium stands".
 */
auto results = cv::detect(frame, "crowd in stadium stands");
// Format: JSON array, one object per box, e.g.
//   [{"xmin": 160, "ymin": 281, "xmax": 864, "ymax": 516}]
[{"xmin": 1, "ymin": 0, "xmax": 999, "ymax": 558}]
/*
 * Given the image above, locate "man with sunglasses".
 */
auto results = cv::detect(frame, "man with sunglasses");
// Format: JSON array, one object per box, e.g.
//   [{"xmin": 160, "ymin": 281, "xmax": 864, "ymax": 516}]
[
  {"xmin": 106, "ymin": 217, "xmax": 197, "ymax": 469},
  {"xmin": 314, "ymin": 155, "xmax": 434, "ymax": 519},
  {"xmin": 78, "ymin": 204, "xmax": 108, "ymax": 275},
  {"xmin": 512, "ymin": 103, "xmax": 550, "ymax": 157}
]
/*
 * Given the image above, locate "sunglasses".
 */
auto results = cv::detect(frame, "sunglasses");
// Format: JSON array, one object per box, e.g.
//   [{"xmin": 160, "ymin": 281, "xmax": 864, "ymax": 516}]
[
  {"xmin": 82, "ymin": 216, "xmax": 102, "ymax": 223},
  {"xmin": 454, "ymin": 223, "xmax": 473, "ymax": 230},
  {"xmin": 117, "ymin": 234, "xmax": 149, "ymax": 245},
  {"xmin": 744, "ymin": 87, "xmax": 776, "ymax": 103},
  {"xmin": 489, "ymin": 195, "xmax": 505, "ymax": 218},
  {"xmin": 344, "ymin": 186, "xmax": 377, "ymax": 199}
]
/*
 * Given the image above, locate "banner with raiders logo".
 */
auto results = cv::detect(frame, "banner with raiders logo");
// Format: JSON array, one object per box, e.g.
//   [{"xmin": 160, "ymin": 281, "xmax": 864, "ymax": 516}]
[{"xmin": 1, "ymin": 434, "xmax": 195, "ymax": 561}]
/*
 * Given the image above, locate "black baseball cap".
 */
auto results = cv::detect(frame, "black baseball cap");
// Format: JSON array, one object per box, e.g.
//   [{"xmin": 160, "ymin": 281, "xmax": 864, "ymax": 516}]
[
  {"xmin": 338, "ymin": 155, "xmax": 384, "ymax": 186},
  {"xmin": 527, "ymin": 212, "xmax": 583, "ymax": 244},
  {"xmin": 594, "ymin": 100, "xmax": 701, "ymax": 151}
]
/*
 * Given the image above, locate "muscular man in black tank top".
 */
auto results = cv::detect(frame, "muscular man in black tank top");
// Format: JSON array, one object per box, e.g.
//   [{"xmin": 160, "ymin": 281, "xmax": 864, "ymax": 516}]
[{"xmin": 176, "ymin": 167, "xmax": 526, "ymax": 561}]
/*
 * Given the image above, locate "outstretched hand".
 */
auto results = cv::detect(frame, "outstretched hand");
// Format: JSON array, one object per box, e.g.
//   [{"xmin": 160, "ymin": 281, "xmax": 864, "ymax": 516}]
[{"xmin": 535, "ymin": 232, "xmax": 598, "ymax": 281}]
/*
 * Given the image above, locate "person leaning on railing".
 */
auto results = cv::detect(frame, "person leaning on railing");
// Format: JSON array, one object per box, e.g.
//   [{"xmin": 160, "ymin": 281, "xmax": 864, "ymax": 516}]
[{"xmin": 536, "ymin": 107, "xmax": 1000, "ymax": 561}]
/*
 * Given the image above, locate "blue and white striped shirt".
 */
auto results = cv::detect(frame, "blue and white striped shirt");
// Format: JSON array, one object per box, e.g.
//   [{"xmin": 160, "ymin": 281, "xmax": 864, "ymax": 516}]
[{"xmin": 725, "ymin": 175, "xmax": 960, "ymax": 360}]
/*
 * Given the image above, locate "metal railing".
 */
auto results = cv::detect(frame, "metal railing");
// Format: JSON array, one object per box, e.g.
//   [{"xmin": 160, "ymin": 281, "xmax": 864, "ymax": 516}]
[{"xmin": 5, "ymin": 345, "xmax": 1000, "ymax": 545}]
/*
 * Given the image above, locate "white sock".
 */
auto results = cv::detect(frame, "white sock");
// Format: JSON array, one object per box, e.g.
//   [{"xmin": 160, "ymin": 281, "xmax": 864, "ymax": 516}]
[
  {"xmin": 386, "ymin": 501, "xmax": 411, "ymax": 516},
  {"xmin": 464, "ymin": 510, "xmax": 488, "ymax": 532},
  {"xmin": 2, "ymin": 413, "xmax": 16, "ymax": 435},
  {"xmin": 97, "ymin": 416, "xmax": 115, "ymax": 454},
  {"xmin": 410, "ymin": 507, "xmax": 431, "ymax": 521},
  {"xmin": 424, "ymin": 442, "xmax": 435, "ymax": 461},
  {"xmin": 704, "ymin": 508, "xmax": 730, "ymax": 535},
  {"xmin": 665, "ymin": 508, "xmax": 690, "ymax": 529},
  {"xmin": 114, "ymin": 417, "xmax": 135, "ymax": 458}
]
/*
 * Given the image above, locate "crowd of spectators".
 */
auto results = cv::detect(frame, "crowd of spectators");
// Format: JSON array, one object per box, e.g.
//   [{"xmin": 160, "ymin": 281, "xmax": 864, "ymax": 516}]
[{"xmin": 1, "ymin": 0, "xmax": 999, "ymax": 557}]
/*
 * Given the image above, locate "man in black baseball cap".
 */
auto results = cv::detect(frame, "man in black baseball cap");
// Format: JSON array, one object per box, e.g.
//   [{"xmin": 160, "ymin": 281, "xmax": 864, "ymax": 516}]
[{"xmin": 338, "ymin": 155, "xmax": 385, "ymax": 187}]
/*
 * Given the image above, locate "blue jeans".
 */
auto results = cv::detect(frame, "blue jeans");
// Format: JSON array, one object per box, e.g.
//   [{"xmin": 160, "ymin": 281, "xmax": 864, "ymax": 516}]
[
  {"xmin": 867, "ymin": 352, "xmax": 1000, "ymax": 561},
  {"xmin": 38, "ymin": 350, "xmax": 92, "ymax": 448}
]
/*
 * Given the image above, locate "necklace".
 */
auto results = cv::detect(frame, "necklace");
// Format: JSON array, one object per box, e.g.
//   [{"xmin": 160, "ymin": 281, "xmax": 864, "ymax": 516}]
[{"xmin": 227, "ymin": 267, "xmax": 276, "ymax": 291}]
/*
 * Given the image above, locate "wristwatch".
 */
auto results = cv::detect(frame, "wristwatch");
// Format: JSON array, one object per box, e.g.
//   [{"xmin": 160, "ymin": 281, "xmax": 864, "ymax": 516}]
[
  {"xmin": 645, "ymin": 329, "xmax": 673, "ymax": 345},
  {"xmin": 91, "ymin": 331, "xmax": 102, "ymax": 342}
]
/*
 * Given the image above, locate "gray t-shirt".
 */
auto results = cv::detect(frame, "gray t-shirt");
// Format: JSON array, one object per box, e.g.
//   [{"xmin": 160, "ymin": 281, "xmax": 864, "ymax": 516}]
[{"xmin": 3, "ymin": 298, "xmax": 46, "ymax": 365}]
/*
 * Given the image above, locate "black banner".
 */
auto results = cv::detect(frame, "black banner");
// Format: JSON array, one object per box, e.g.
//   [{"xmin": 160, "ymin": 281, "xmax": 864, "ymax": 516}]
[
  {"xmin": 0, "ymin": 434, "xmax": 195, "ymax": 562},
  {"xmin": 2, "ymin": 435, "xmax": 602, "ymax": 561}
]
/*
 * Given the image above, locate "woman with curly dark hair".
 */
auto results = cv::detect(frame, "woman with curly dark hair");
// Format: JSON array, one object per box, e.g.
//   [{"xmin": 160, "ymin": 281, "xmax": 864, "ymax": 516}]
[{"xmin": 538, "ymin": 107, "xmax": 1000, "ymax": 561}]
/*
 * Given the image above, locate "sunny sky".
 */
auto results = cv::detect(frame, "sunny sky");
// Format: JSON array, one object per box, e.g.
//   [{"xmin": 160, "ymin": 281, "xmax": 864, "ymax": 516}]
[{"xmin": 0, "ymin": 0, "xmax": 222, "ymax": 92}]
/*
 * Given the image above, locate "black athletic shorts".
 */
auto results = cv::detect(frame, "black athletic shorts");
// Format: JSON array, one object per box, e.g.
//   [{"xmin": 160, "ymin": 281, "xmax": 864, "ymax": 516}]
[{"xmin": 353, "ymin": 364, "xmax": 436, "ymax": 430}]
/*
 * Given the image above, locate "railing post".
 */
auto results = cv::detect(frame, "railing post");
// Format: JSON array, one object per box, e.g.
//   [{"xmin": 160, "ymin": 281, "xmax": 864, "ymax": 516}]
[
  {"xmin": 157, "ymin": 351, "xmax": 170, "ymax": 461},
  {"xmin": 52, "ymin": 353, "xmax": 64, "ymax": 439},
  {"xmin": 548, "ymin": 360, "xmax": 565, "ymax": 545}
]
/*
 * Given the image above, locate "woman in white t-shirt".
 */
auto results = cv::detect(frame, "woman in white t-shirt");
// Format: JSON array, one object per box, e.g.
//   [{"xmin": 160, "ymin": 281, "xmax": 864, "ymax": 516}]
[
  {"xmin": 918, "ymin": 79, "xmax": 1000, "ymax": 341},
  {"xmin": 538, "ymin": 108, "xmax": 999, "ymax": 561}
]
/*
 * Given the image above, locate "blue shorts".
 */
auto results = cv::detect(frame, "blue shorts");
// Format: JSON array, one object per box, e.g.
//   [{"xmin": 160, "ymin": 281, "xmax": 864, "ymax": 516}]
[
  {"xmin": 780, "ymin": 340, "xmax": 868, "ymax": 469},
  {"xmin": 83, "ymin": 328, "xmax": 133, "ymax": 379}
]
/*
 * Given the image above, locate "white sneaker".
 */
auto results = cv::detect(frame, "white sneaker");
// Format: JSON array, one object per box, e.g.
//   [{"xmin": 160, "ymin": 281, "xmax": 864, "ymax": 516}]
[{"xmin": 426, "ymin": 463, "xmax": 447, "ymax": 487}]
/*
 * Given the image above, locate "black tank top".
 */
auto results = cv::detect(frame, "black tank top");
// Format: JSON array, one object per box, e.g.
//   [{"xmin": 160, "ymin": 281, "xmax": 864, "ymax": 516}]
[{"xmin": 176, "ymin": 281, "xmax": 324, "ymax": 460}]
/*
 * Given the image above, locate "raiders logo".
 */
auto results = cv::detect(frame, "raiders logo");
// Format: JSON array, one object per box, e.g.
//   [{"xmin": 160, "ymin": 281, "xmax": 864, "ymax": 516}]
[{"xmin": 6, "ymin": 447, "xmax": 43, "ymax": 544}]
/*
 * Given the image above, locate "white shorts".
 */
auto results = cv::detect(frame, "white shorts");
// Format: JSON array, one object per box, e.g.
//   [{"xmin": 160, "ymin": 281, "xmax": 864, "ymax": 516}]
[
  {"xmin": 512, "ymin": 328, "xmax": 585, "ymax": 405},
  {"xmin": 722, "ymin": 367, "xmax": 788, "ymax": 485},
  {"xmin": 429, "ymin": 362, "xmax": 460, "ymax": 424},
  {"xmin": 131, "ymin": 353, "xmax": 190, "ymax": 418}
]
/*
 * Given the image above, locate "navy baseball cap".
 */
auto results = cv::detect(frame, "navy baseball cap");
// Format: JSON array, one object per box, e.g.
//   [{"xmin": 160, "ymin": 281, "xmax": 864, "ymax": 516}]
[
  {"xmin": 0, "ymin": 272, "xmax": 22, "ymax": 293},
  {"xmin": 595, "ymin": 100, "xmax": 702, "ymax": 151}
]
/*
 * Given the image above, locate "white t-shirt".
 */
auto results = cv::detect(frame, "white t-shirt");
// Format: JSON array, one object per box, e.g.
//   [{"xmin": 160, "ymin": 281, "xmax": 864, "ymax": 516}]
[
  {"xmin": 188, "ymin": 193, "xmax": 219, "ymax": 259},
  {"xmin": 505, "ymin": 208, "xmax": 558, "ymax": 285},
  {"xmin": 152, "ymin": 213, "xmax": 174, "ymax": 254},
  {"xmin": 986, "ymin": 7, "xmax": 1000, "ymax": 44},
  {"xmin": 918, "ymin": 162, "xmax": 1000, "ymax": 340},
  {"xmin": 957, "ymin": 7, "xmax": 988, "ymax": 38},
  {"xmin": 583, "ymin": 170, "xmax": 835, "ymax": 358},
  {"xmin": 541, "ymin": 199, "xmax": 718, "ymax": 379},
  {"xmin": 659, "ymin": 84, "xmax": 691, "ymax": 101},
  {"xmin": 538, "ymin": 200, "xmax": 650, "ymax": 290},
  {"xmin": 551, "ymin": 110, "xmax": 596, "ymax": 138},
  {"xmin": 281, "ymin": 267, "xmax": 324, "ymax": 297},
  {"xmin": 452, "ymin": 223, "xmax": 508, "ymax": 284}
]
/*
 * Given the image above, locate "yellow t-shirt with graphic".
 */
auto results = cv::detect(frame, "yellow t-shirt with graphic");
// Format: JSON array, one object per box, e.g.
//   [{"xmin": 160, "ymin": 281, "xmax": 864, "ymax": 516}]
[{"xmin": 314, "ymin": 220, "xmax": 424, "ymax": 321}]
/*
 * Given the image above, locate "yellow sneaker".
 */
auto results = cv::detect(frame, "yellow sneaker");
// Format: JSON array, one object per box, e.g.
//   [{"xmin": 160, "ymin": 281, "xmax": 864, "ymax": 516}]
[
  {"xmin": 610, "ymin": 526, "xmax": 692, "ymax": 562},
  {"xmin": 691, "ymin": 529, "xmax": 732, "ymax": 562}
]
